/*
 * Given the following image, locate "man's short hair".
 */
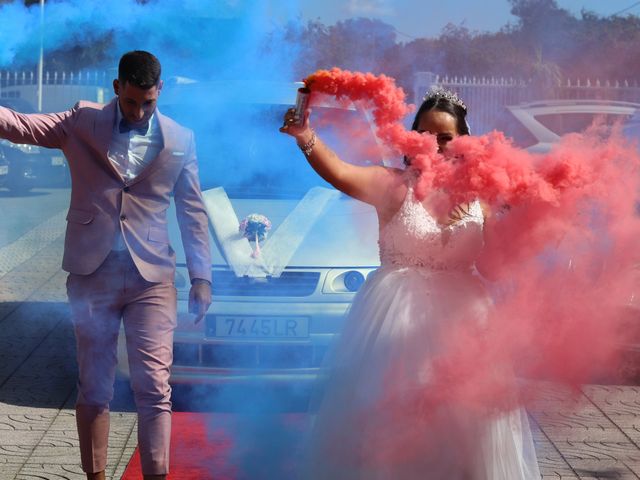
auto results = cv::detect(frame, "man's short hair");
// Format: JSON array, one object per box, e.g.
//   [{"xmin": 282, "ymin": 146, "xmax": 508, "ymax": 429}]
[{"xmin": 118, "ymin": 51, "xmax": 161, "ymax": 89}]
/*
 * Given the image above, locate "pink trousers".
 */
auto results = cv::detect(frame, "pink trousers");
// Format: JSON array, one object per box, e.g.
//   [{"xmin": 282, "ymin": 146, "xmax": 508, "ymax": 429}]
[{"xmin": 66, "ymin": 250, "xmax": 176, "ymax": 475}]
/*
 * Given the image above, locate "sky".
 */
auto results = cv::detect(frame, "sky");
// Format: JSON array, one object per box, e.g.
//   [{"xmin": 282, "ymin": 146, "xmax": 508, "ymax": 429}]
[{"xmin": 296, "ymin": 0, "xmax": 640, "ymax": 40}]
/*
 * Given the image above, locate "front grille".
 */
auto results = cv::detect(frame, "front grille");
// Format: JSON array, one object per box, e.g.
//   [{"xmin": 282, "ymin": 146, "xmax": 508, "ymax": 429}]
[
  {"xmin": 173, "ymin": 342, "xmax": 328, "ymax": 369},
  {"xmin": 202, "ymin": 344, "xmax": 257, "ymax": 368},
  {"xmin": 212, "ymin": 270, "xmax": 320, "ymax": 297}
]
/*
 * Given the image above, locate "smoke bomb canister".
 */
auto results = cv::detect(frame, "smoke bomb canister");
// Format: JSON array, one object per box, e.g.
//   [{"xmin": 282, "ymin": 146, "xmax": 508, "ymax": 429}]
[{"xmin": 294, "ymin": 87, "xmax": 311, "ymax": 125}]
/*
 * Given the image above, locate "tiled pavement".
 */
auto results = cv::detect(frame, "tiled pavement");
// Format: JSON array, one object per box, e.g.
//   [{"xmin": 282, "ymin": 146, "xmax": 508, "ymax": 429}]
[
  {"xmin": 1, "ymin": 214, "xmax": 640, "ymax": 479},
  {"xmin": 0, "ymin": 216, "xmax": 137, "ymax": 480}
]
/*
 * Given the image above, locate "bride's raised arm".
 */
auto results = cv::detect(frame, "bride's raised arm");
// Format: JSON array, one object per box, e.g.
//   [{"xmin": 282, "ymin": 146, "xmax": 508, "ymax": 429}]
[{"xmin": 280, "ymin": 107, "xmax": 399, "ymax": 208}]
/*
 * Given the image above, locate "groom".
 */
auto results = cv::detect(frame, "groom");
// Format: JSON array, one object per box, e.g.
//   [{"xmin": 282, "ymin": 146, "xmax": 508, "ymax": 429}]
[{"xmin": 0, "ymin": 51, "xmax": 212, "ymax": 479}]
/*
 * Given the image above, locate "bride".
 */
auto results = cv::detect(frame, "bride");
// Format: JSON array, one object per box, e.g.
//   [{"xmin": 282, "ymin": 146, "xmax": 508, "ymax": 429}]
[{"xmin": 280, "ymin": 88, "xmax": 540, "ymax": 479}]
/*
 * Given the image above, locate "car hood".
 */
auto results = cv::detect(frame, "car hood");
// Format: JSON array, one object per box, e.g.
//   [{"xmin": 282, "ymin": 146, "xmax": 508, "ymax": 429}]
[
  {"xmin": 168, "ymin": 193, "xmax": 380, "ymax": 268},
  {"xmin": 525, "ymin": 142, "xmax": 554, "ymax": 154}
]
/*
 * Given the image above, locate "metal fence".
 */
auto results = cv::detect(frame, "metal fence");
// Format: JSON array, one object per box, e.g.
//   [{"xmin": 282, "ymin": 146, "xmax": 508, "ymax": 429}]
[
  {"xmin": 414, "ymin": 72, "xmax": 640, "ymax": 134},
  {"xmin": 0, "ymin": 69, "xmax": 112, "ymax": 112},
  {"xmin": 3, "ymin": 69, "xmax": 640, "ymax": 133},
  {"xmin": 0, "ymin": 70, "xmax": 112, "ymax": 87}
]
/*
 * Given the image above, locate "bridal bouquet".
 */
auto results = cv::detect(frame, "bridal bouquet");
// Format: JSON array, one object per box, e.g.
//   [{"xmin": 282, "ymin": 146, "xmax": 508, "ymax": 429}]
[{"xmin": 239, "ymin": 213, "xmax": 271, "ymax": 258}]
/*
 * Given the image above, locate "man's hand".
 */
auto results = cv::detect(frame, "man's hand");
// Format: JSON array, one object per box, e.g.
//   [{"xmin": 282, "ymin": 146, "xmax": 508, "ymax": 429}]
[{"xmin": 189, "ymin": 279, "xmax": 212, "ymax": 324}]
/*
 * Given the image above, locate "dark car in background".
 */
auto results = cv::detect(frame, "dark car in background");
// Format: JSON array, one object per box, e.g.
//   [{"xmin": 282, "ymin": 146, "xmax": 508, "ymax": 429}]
[{"xmin": 0, "ymin": 97, "xmax": 69, "ymax": 192}]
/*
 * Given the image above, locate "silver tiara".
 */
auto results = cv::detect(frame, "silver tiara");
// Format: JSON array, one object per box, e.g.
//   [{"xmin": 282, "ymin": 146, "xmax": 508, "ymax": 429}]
[{"xmin": 423, "ymin": 87, "xmax": 467, "ymax": 111}]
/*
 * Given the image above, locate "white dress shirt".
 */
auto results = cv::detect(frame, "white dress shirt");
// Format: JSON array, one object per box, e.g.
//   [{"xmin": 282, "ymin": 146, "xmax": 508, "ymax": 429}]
[
  {"xmin": 108, "ymin": 101, "xmax": 163, "ymax": 181},
  {"xmin": 109, "ymin": 101, "xmax": 164, "ymax": 250}
]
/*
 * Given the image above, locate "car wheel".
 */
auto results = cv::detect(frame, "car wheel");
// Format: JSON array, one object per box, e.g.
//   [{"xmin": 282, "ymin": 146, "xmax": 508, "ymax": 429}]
[
  {"xmin": 7, "ymin": 181, "xmax": 33, "ymax": 194},
  {"xmin": 7, "ymin": 165, "xmax": 35, "ymax": 193}
]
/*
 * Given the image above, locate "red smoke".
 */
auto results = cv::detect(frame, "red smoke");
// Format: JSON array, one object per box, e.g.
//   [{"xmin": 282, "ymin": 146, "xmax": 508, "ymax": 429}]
[{"xmin": 304, "ymin": 68, "xmax": 640, "ymax": 461}]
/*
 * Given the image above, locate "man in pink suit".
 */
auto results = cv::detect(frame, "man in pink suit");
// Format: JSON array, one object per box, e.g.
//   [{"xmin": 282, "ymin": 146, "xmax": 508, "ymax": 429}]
[{"xmin": 0, "ymin": 51, "xmax": 212, "ymax": 480}]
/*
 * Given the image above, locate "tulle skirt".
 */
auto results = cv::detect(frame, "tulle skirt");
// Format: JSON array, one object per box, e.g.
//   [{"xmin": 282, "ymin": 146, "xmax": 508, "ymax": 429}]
[{"xmin": 303, "ymin": 265, "xmax": 540, "ymax": 480}]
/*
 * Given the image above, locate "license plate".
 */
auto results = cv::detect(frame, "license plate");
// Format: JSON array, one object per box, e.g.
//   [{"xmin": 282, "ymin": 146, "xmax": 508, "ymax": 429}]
[
  {"xmin": 208, "ymin": 316, "xmax": 309, "ymax": 339},
  {"xmin": 51, "ymin": 156, "xmax": 64, "ymax": 166},
  {"xmin": 0, "ymin": 165, "xmax": 7, "ymax": 175}
]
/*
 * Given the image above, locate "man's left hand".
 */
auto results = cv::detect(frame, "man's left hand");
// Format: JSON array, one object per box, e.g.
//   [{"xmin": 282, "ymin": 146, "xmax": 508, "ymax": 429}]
[{"xmin": 189, "ymin": 279, "xmax": 212, "ymax": 324}]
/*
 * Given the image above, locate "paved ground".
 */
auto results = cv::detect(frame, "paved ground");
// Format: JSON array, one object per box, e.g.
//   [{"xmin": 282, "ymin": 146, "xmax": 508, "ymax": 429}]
[
  {"xmin": 1, "ymin": 188, "xmax": 640, "ymax": 479},
  {"xmin": 0, "ymin": 189, "xmax": 137, "ymax": 479}
]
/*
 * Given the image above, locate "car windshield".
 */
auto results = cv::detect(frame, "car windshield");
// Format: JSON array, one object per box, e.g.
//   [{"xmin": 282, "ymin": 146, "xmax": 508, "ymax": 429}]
[
  {"xmin": 161, "ymin": 97, "xmax": 383, "ymax": 198},
  {"xmin": 495, "ymin": 110, "xmax": 538, "ymax": 148},
  {"xmin": 535, "ymin": 112, "xmax": 633, "ymax": 136}
]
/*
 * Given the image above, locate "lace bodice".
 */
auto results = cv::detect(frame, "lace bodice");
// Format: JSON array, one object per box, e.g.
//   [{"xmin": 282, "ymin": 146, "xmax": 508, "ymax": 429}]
[{"xmin": 378, "ymin": 183, "xmax": 484, "ymax": 271}]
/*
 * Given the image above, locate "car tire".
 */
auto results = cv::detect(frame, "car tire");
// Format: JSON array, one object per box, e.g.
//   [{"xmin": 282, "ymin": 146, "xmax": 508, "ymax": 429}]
[
  {"xmin": 7, "ymin": 182, "xmax": 33, "ymax": 194},
  {"xmin": 6, "ymin": 164, "xmax": 35, "ymax": 194}
]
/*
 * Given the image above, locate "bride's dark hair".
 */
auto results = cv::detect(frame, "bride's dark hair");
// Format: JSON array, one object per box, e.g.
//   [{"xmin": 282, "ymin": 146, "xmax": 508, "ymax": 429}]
[
  {"xmin": 404, "ymin": 93, "xmax": 470, "ymax": 166},
  {"xmin": 411, "ymin": 95, "xmax": 470, "ymax": 136}
]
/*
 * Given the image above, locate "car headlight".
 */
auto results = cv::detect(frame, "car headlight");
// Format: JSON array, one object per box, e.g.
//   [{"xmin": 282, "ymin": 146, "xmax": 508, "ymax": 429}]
[
  {"xmin": 343, "ymin": 271, "xmax": 365, "ymax": 292},
  {"xmin": 323, "ymin": 268, "xmax": 375, "ymax": 294}
]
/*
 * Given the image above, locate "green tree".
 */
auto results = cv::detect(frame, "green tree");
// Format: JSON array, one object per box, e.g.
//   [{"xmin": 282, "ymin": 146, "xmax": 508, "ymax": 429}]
[{"xmin": 288, "ymin": 17, "xmax": 397, "ymax": 78}]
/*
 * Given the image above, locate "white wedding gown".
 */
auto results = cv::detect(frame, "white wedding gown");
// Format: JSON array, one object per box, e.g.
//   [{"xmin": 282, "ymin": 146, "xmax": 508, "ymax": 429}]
[{"xmin": 303, "ymin": 177, "xmax": 541, "ymax": 479}]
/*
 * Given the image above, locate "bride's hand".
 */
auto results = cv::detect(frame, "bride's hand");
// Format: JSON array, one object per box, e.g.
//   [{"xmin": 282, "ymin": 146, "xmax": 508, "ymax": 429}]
[{"xmin": 280, "ymin": 107, "xmax": 313, "ymax": 143}]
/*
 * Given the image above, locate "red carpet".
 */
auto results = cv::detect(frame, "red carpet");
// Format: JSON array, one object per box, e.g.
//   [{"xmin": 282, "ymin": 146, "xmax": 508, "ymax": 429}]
[{"xmin": 121, "ymin": 412, "xmax": 307, "ymax": 479}]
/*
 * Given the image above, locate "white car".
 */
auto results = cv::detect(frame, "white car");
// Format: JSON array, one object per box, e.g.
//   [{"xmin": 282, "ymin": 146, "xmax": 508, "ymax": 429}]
[
  {"xmin": 504, "ymin": 99, "xmax": 640, "ymax": 152},
  {"xmin": 624, "ymin": 109, "xmax": 640, "ymax": 144},
  {"xmin": 117, "ymin": 82, "xmax": 382, "ymax": 386}
]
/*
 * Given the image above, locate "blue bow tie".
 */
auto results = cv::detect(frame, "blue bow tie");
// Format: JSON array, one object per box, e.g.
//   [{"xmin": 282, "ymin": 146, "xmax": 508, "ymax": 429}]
[{"xmin": 119, "ymin": 119, "xmax": 149, "ymax": 135}]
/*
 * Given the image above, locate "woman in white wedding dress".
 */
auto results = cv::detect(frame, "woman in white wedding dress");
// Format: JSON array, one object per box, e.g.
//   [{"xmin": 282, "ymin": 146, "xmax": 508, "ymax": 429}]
[{"xmin": 280, "ymin": 89, "xmax": 540, "ymax": 479}]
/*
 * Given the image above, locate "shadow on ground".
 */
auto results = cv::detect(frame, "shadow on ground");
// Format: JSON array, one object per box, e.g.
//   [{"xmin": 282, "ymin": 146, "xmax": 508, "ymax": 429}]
[
  {"xmin": 0, "ymin": 301, "xmax": 310, "ymax": 414},
  {"xmin": 0, "ymin": 301, "xmax": 135, "ymax": 412}
]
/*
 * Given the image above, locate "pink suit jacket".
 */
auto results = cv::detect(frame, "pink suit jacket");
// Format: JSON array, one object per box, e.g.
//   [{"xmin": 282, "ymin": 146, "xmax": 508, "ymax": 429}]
[{"xmin": 0, "ymin": 98, "xmax": 211, "ymax": 283}]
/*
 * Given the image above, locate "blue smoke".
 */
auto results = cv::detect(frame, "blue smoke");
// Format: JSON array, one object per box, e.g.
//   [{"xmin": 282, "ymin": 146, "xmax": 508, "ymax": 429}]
[
  {"xmin": 0, "ymin": 0, "xmax": 329, "ymax": 190},
  {"xmin": 0, "ymin": 0, "xmax": 300, "ymax": 79},
  {"xmin": 0, "ymin": 0, "xmax": 323, "ymax": 477}
]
